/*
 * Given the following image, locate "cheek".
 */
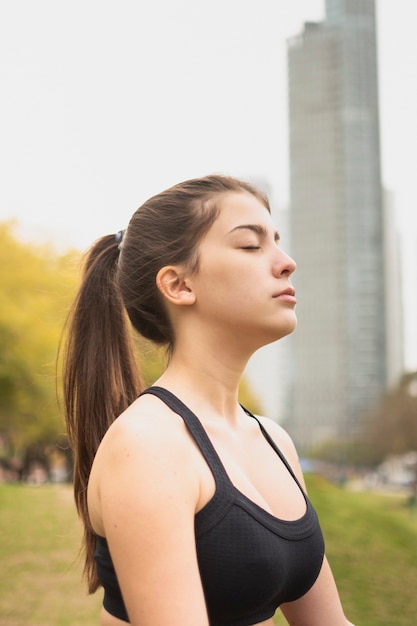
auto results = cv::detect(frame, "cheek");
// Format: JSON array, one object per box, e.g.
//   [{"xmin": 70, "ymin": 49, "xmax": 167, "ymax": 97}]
[
  {"xmin": 211, "ymin": 268, "xmax": 250, "ymax": 302},
  {"xmin": 196, "ymin": 265, "xmax": 250, "ymax": 313},
  {"xmin": 195, "ymin": 253, "xmax": 264, "ymax": 310}
]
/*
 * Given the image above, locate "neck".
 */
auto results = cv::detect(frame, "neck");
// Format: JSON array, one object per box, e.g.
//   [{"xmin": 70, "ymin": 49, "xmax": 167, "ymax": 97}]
[{"xmin": 155, "ymin": 331, "xmax": 254, "ymax": 423}]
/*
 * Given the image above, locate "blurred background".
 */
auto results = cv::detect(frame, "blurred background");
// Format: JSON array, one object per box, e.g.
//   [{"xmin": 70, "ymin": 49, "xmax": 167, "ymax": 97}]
[{"xmin": 1, "ymin": 1, "xmax": 416, "ymax": 625}]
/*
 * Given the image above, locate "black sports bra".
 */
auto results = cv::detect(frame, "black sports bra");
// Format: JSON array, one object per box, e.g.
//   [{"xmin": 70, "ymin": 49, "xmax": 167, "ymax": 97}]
[{"xmin": 94, "ymin": 387, "xmax": 325, "ymax": 625}]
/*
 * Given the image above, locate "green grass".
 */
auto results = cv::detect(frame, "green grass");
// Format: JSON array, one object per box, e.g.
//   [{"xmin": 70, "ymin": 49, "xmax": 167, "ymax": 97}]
[
  {"xmin": 0, "ymin": 483, "xmax": 101, "ymax": 626},
  {"xmin": 1, "ymin": 477, "xmax": 416, "ymax": 625},
  {"xmin": 275, "ymin": 475, "xmax": 417, "ymax": 625}
]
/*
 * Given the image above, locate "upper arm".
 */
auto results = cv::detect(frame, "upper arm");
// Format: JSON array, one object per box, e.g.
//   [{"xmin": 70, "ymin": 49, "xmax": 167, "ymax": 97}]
[{"xmin": 93, "ymin": 416, "xmax": 210, "ymax": 626}]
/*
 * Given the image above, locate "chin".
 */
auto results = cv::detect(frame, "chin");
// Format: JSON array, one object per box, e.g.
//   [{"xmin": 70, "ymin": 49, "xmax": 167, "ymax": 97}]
[
  {"xmin": 257, "ymin": 318, "xmax": 297, "ymax": 349},
  {"xmin": 274, "ymin": 315, "xmax": 297, "ymax": 341}
]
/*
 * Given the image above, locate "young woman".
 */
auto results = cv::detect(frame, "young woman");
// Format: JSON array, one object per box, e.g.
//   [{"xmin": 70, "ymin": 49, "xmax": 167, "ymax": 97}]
[{"xmin": 63, "ymin": 175, "xmax": 354, "ymax": 626}]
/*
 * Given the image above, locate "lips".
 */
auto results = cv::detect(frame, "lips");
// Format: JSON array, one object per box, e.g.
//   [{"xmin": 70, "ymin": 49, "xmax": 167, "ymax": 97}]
[
  {"xmin": 273, "ymin": 286, "xmax": 297, "ymax": 304},
  {"xmin": 273, "ymin": 287, "xmax": 295, "ymax": 297},
  {"xmin": 277, "ymin": 287, "xmax": 295, "ymax": 297}
]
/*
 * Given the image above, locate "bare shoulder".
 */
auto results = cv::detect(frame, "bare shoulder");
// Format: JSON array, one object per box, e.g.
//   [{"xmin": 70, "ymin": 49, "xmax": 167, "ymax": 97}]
[
  {"xmin": 255, "ymin": 415, "xmax": 299, "ymax": 458},
  {"xmin": 95, "ymin": 393, "xmax": 195, "ymax": 480},
  {"xmin": 255, "ymin": 414, "xmax": 304, "ymax": 483},
  {"xmin": 88, "ymin": 393, "xmax": 200, "ymax": 535},
  {"xmin": 102, "ymin": 392, "xmax": 192, "ymax": 456}
]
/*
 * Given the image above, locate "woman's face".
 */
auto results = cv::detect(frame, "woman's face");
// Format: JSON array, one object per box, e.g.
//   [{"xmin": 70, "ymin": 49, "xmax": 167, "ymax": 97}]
[{"xmin": 189, "ymin": 191, "xmax": 297, "ymax": 349}]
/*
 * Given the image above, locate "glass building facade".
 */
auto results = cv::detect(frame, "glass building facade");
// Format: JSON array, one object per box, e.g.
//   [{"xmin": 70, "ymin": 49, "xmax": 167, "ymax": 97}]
[{"xmin": 287, "ymin": 0, "xmax": 387, "ymax": 450}]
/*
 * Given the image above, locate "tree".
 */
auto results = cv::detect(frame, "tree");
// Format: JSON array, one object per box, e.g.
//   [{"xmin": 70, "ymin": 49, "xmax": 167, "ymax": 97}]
[
  {"xmin": 364, "ymin": 372, "xmax": 417, "ymax": 465},
  {"xmin": 0, "ymin": 222, "xmax": 262, "ymax": 478},
  {"xmin": 0, "ymin": 221, "xmax": 79, "ymax": 463}
]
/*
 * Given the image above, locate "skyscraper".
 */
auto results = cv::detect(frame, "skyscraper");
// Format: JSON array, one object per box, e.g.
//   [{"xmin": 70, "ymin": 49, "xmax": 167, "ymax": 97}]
[{"xmin": 287, "ymin": 0, "xmax": 389, "ymax": 450}]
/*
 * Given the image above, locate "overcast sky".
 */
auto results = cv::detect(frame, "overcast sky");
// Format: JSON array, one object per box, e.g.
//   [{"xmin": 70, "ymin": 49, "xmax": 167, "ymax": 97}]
[{"xmin": 1, "ymin": 0, "xmax": 416, "ymax": 367}]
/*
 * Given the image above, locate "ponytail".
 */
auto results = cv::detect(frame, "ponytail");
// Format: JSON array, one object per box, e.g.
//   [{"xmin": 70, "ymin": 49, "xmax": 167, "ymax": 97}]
[{"xmin": 62, "ymin": 234, "xmax": 143, "ymax": 592}]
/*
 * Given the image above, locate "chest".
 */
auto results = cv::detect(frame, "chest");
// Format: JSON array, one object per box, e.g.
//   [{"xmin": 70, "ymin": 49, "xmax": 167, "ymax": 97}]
[
  {"xmin": 194, "ymin": 490, "xmax": 325, "ymax": 625},
  {"xmin": 196, "ymin": 423, "xmax": 306, "ymax": 522}
]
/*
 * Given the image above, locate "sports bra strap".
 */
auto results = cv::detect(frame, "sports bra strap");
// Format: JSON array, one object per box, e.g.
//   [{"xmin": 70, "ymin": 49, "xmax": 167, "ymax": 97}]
[
  {"xmin": 140, "ymin": 386, "xmax": 230, "ymax": 486},
  {"xmin": 140, "ymin": 386, "xmax": 305, "ymax": 498},
  {"xmin": 244, "ymin": 409, "xmax": 305, "ymax": 493}
]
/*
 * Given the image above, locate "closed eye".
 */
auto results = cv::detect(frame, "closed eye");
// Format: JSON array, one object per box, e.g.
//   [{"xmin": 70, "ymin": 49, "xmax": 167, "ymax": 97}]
[{"xmin": 241, "ymin": 246, "xmax": 261, "ymax": 250}]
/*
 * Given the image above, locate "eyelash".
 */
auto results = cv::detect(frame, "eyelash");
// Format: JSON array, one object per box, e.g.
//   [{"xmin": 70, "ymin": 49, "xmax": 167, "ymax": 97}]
[{"xmin": 241, "ymin": 246, "xmax": 261, "ymax": 250}]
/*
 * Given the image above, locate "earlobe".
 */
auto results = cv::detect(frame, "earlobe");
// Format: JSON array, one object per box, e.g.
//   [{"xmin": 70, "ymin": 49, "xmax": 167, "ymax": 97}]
[{"xmin": 156, "ymin": 266, "xmax": 196, "ymax": 306}]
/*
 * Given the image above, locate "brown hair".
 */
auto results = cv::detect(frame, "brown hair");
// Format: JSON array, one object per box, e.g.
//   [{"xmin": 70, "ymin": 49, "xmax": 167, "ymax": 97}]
[{"xmin": 62, "ymin": 174, "xmax": 269, "ymax": 592}]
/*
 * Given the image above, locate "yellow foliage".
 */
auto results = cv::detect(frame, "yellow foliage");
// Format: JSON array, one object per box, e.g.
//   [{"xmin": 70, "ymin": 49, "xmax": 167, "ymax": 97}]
[
  {"xmin": 0, "ymin": 221, "xmax": 80, "ymax": 451},
  {"xmin": 0, "ymin": 221, "xmax": 261, "ymax": 454}
]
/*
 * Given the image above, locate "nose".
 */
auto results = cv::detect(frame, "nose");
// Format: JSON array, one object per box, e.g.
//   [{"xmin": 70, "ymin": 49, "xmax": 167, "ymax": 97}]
[{"xmin": 272, "ymin": 248, "xmax": 296, "ymax": 277}]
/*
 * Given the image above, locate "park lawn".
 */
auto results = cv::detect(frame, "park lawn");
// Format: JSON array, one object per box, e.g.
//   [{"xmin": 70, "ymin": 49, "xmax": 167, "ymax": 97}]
[
  {"xmin": 275, "ymin": 474, "xmax": 417, "ymax": 626},
  {"xmin": 1, "ymin": 476, "xmax": 416, "ymax": 625},
  {"xmin": 0, "ymin": 483, "xmax": 101, "ymax": 626}
]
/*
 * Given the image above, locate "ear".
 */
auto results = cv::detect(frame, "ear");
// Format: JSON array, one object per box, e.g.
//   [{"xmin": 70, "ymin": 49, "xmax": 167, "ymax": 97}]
[{"xmin": 156, "ymin": 266, "xmax": 196, "ymax": 306}]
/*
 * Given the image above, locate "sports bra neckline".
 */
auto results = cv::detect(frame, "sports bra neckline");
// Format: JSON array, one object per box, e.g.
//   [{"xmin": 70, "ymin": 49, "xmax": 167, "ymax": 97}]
[{"xmin": 141, "ymin": 386, "xmax": 315, "ymax": 539}]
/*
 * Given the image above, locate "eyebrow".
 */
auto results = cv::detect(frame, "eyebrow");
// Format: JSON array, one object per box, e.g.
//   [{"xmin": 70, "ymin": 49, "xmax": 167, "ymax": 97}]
[{"xmin": 227, "ymin": 224, "xmax": 280, "ymax": 241}]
